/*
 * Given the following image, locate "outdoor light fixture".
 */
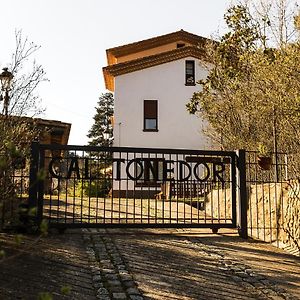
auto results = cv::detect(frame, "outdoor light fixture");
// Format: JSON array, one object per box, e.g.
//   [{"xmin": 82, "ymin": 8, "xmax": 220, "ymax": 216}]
[
  {"xmin": 0, "ymin": 67, "xmax": 14, "ymax": 115},
  {"xmin": 103, "ymin": 132, "xmax": 110, "ymax": 140}
]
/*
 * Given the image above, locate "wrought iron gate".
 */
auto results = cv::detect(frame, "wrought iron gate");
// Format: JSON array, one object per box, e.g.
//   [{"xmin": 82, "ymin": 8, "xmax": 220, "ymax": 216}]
[{"xmin": 28, "ymin": 143, "xmax": 247, "ymax": 236}]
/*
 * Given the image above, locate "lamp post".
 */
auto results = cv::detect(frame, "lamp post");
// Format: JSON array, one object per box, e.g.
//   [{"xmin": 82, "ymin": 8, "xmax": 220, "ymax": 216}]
[{"xmin": 0, "ymin": 68, "xmax": 14, "ymax": 116}]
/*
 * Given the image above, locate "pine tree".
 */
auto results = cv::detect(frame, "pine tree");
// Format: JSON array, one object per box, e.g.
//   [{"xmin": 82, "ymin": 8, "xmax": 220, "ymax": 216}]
[
  {"xmin": 87, "ymin": 92, "xmax": 114, "ymax": 146},
  {"xmin": 85, "ymin": 92, "xmax": 114, "ymax": 197}
]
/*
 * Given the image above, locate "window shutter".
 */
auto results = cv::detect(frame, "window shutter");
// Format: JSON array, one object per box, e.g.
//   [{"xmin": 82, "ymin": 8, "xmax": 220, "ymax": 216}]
[{"xmin": 144, "ymin": 100, "xmax": 157, "ymax": 118}]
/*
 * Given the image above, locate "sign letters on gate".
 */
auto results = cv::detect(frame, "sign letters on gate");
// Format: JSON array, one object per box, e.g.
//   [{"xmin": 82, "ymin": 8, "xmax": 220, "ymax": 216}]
[
  {"xmin": 48, "ymin": 156, "xmax": 226, "ymax": 183},
  {"xmin": 29, "ymin": 143, "xmax": 239, "ymax": 233}
]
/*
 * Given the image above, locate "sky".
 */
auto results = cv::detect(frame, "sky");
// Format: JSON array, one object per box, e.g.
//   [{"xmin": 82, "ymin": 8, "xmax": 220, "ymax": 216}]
[{"xmin": 0, "ymin": 0, "xmax": 232, "ymax": 145}]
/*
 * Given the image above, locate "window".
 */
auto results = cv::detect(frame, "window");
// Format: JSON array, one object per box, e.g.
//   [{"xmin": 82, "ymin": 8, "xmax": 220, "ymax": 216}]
[
  {"xmin": 185, "ymin": 60, "xmax": 195, "ymax": 85},
  {"xmin": 135, "ymin": 159, "xmax": 164, "ymax": 187},
  {"xmin": 144, "ymin": 100, "xmax": 158, "ymax": 131},
  {"xmin": 177, "ymin": 43, "xmax": 185, "ymax": 48}
]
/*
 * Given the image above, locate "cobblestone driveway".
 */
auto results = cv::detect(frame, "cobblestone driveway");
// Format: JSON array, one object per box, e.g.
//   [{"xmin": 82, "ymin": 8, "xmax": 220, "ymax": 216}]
[
  {"xmin": 1, "ymin": 228, "xmax": 299, "ymax": 300},
  {"xmin": 84, "ymin": 228, "xmax": 300, "ymax": 300}
]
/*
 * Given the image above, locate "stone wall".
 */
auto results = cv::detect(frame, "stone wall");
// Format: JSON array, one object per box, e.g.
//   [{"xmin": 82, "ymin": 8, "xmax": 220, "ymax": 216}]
[
  {"xmin": 282, "ymin": 181, "xmax": 300, "ymax": 255},
  {"xmin": 205, "ymin": 182, "xmax": 300, "ymax": 256},
  {"xmin": 204, "ymin": 189, "xmax": 232, "ymax": 221}
]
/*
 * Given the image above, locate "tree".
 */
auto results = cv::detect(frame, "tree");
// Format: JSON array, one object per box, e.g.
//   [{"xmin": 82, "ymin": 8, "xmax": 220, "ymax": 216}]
[
  {"xmin": 87, "ymin": 92, "xmax": 114, "ymax": 147},
  {"xmin": 0, "ymin": 31, "xmax": 47, "ymax": 229},
  {"xmin": 83, "ymin": 93, "xmax": 114, "ymax": 198},
  {"xmin": 1, "ymin": 30, "xmax": 47, "ymax": 117},
  {"xmin": 186, "ymin": 2, "xmax": 300, "ymax": 174}
]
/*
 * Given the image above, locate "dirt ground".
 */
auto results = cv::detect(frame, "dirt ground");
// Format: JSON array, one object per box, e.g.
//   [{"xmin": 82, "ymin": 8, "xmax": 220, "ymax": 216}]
[{"xmin": 0, "ymin": 231, "xmax": 96, "ymax": 300}]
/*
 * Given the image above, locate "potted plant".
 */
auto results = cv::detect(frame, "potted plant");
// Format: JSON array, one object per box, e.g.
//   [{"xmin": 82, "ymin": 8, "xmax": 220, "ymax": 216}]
[{"xmin": 257, "ymin": 144, "xmax": 272, "ymax": 170}]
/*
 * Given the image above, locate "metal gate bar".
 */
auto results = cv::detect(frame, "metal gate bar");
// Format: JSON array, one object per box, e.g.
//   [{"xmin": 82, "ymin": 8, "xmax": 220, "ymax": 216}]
[{"xmin": 28, "ymin": 143, "xmax": 243, "ymax": 232}]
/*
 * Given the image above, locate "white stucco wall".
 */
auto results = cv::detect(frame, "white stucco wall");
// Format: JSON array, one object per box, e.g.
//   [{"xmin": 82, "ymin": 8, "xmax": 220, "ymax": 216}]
[{"xmin": 113, "ymin": 57, "xmax": 212, "ymax": 150}]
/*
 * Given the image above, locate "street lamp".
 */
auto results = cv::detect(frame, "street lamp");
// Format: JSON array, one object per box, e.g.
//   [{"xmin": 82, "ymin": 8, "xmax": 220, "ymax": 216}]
[{"xmin": 0, "ymin": 67, "xmax": 14, "ymax": 116}]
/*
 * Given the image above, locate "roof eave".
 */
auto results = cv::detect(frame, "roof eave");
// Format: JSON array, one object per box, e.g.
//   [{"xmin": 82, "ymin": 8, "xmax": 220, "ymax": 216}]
[
  {"xmin": 103, "ymin": 67, "xmax": 114, "ymax": 91},
  {"xmin": 106, "ymin": 30, "xmax": 214, "ymax": 64},
  {"xmin": 104, "ymin": 46, "xmax": 209, "ymax": 78}
]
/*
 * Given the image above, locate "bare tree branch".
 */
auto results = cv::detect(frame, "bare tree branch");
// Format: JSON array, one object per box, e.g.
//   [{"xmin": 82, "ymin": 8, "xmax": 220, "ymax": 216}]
[{"xmin": 0, "ymin": 30, "xmax": 48, "ymax": 117}]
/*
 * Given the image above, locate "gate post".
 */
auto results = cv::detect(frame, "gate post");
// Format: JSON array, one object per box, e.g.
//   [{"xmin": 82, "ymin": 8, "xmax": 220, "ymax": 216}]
[
  {"xmin": 28, "ymin": 141, "xmax": 39, "ymax": 222},
  {"xmin": 236, "ymin": 149, "xmax": 248, "ymax": 239},
  {"xmin": 36, "ymin": 148, "xmax": 45, "ymax": 225}
]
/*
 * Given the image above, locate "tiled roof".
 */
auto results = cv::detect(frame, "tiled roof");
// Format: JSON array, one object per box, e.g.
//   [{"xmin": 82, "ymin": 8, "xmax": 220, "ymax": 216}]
[
  {"xmin": 103, "ymin": 46, "xmax": 210, "ymax": 91},
  {"xmin": 106, "ymin": 29, "xmax": 213, "ymax": 65},
  {"xmin": 1, "ymin": 115, "xmax": 72, "ymax": 145}
]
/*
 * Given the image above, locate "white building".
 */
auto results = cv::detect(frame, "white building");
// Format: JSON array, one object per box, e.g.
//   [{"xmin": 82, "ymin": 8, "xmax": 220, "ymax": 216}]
[
  {"xmin": 102, "ymin": 30, "xmax": 215, "ymax": 198},
  {"xmin": 103, "ymin": 29, "xmax": 213, "ymax": 150}
]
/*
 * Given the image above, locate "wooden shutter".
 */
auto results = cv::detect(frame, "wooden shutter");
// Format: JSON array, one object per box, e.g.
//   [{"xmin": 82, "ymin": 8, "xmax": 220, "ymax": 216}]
[{"xmin": 144, "ymin": 100, "xmax": 157, "ymax": 118}]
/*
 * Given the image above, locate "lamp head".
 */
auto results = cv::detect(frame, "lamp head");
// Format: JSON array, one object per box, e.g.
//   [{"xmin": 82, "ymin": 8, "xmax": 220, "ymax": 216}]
[{"xmin": 0, "ymin": 68, "xmax": 13, "ymax": 91}]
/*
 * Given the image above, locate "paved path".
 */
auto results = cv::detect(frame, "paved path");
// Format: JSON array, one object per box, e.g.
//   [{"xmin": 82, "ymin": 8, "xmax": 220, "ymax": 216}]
[
  {"xmin": 85, "ymin": 228, "xmax": 300, "ymax": 300},
  {"xmin": 0, "ymin": 228, "xmax": 299, "ymax": 299}
]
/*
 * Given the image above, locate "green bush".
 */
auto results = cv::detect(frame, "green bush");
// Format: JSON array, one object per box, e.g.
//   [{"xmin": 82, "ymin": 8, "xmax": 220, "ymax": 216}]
[{"xmin": 76, "ymin": 179, "xmax": 111, "ymax": 198}]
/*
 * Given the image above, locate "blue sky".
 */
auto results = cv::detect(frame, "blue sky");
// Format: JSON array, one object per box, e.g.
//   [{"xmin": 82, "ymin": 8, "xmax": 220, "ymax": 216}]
[{"xmin": 0, "ymin": 0, "xmax": 232, "ymax": 144}]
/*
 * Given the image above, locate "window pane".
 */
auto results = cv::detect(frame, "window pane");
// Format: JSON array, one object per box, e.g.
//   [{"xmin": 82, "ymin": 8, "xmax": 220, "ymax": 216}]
[
  {"xmin": 145, "ymin": 119, "xmax": 157, "ymax": 130},
  {"xmin": 144, "ymin": 100, "xmax": 158, "ymax": 131},
  {"xmin": 185, "ymin": 60, "xmax": 195, "ymax": 85},
  {"xmin": 186, "ymin": 64, "xmax": 194, "ymax": 74}
]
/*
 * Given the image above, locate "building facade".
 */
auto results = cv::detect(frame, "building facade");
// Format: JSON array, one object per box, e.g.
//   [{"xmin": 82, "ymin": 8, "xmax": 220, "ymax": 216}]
[
  {"xmin": 103, "ymin": 30, "xmax": 213, "ymax": 150},
  {"xmin": 103, "ymin": 30, "xmax": 214, "ymax": 197}
]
